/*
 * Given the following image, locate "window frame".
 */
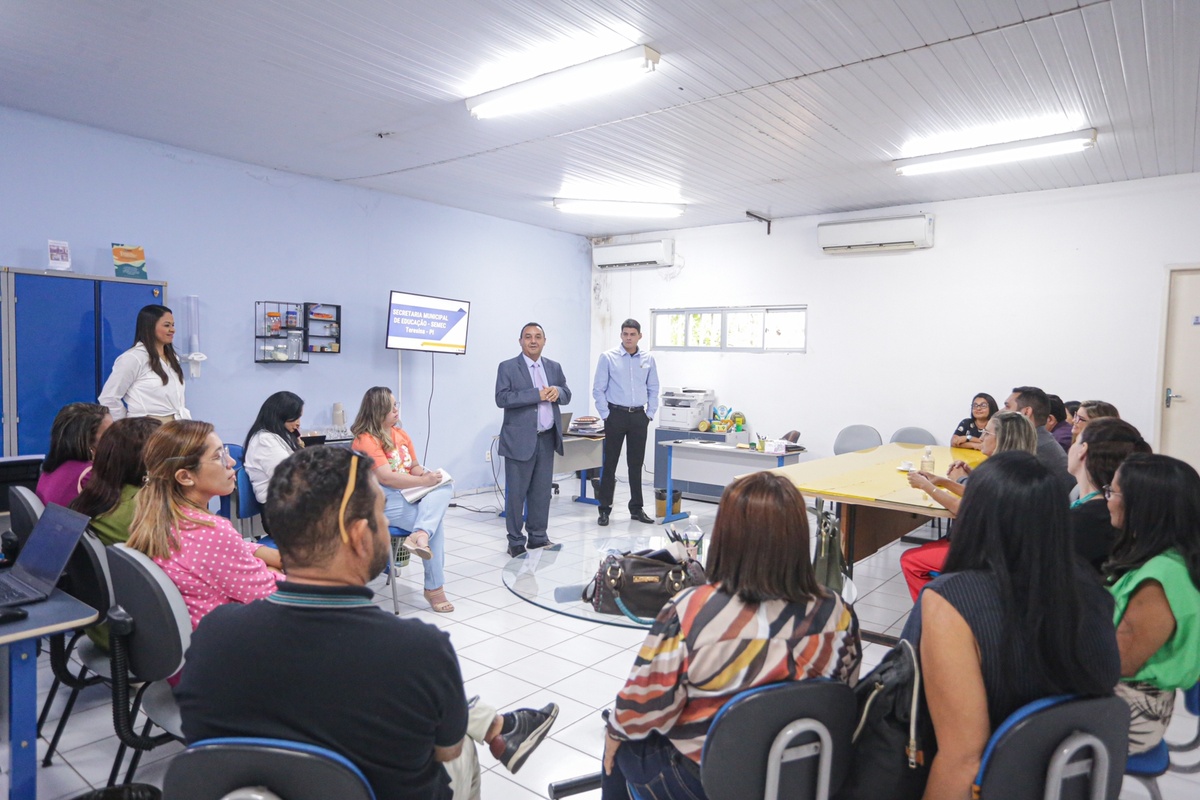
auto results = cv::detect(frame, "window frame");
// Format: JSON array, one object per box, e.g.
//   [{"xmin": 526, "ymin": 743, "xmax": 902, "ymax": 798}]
[{"xmin": 651, "ymin": 304, "xmax": 807, "ymax": 353}]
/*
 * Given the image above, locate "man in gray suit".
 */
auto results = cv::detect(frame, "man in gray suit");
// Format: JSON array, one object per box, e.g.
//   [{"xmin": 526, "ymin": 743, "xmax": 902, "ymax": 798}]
[{"xmin": 495, "ymin": 323, "xmax": 572, "ymax": 557}]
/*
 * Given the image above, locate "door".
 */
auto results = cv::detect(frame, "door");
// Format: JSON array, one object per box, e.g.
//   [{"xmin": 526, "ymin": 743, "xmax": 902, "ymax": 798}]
[
  {"xmin": 1160, "ymin": 268, "xmax": 1200, "ymax": 469},
  {"xmin": 98, "ymin": 281, "xmax": 163, "ymax": 395},
  {"xmin": 13, "ymin": 274, "xmax": 98, "ymax": 454}
]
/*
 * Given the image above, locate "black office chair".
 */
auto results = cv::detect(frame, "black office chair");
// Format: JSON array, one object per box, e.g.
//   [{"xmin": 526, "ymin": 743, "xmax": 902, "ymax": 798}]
[
  {"xmin": 163, "ymin": 737, "xmax": 376, "ymax": 800},
  {"xmin": 40, "ymin": 530, "xmax": 115, "ymax": 765},
  {"xmin": 973, "ymin": 694, "xmax": 1128, "ymax": 799},
  {"xmin": 547, "ymin": 680, "xmax": 855, "ymax": 800},
  {"xmin": 105, "ymin": 544, "xmax": 191, "ymax": 786},
  {"xmin": 9, "ymin": 485, "xmax": 45, "ymax": 549}
]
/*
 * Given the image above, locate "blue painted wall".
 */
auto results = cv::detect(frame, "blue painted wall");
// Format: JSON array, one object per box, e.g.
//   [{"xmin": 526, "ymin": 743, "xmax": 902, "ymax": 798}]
[{"xmin": 0, "ymin": 106, "xmax": 592, "ymax": 492}]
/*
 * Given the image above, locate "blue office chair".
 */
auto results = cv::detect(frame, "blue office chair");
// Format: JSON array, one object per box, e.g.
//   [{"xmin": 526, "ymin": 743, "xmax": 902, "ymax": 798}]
[
  {"xmin": 216, "ymin": 444, "xmax": 245, "ymax": 522},
  {"xmin": 973, "ymin": 694, "xmax": 1128, "ymax": 799},
  {"xmin": 163, "ymin": 737, "xmax": 375, "ymax": 800},
  {"xmin": 1167, "ymin": 681, "xmax": 1200, "ymax": 772},
  {"xmin": 1125, "ymin": 740, "xmax": 1169, "ymax": 800}
]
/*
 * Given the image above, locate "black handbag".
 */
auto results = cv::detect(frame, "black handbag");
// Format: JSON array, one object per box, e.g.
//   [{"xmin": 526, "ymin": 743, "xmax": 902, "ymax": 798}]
[
  {"xmin": 836, "ymin": 639, "xmax": 936, "ymax": 800},
  {"xmin": 813, "ymin": 506, "xmax": 847, "ymax": 595},
  {"xmin": 582, "ymin": 548, "xmax": 705, "ymax": 624}
]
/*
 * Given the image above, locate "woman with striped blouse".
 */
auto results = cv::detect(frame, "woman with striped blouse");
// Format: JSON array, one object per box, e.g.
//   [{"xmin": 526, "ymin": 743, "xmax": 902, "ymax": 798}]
[{"xmin": 601, "ymin": 471, "xmax": 861, "ymax": 800}]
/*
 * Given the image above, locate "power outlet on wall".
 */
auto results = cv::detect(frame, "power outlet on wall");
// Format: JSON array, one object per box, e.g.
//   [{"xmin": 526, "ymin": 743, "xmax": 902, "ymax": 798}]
[{"xmin": 484, "ymin": 450, "xmax": 491, "ymax": 462}]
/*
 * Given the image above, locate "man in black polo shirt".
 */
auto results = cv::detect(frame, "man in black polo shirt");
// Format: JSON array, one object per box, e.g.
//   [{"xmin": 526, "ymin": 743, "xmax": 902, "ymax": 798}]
[{"xmin": 177, "ymin": 446, "xmax": 557, "ymax": 799}]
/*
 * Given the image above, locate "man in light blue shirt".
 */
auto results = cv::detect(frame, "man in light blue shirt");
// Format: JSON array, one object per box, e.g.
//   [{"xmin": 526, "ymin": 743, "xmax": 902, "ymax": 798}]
[{"xmin": 591, "ymin": 319, "xmax": 660, "ymax": 526}]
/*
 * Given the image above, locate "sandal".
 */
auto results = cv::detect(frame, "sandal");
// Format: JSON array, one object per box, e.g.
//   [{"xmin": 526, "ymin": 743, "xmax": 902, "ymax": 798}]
[
  {"xmin": 424, "ymin": 587, "xmax": 455, "ymax": 613},
  {"xmin": 402, "ymin": 530, "xmax": 433, "ymax": 561}
]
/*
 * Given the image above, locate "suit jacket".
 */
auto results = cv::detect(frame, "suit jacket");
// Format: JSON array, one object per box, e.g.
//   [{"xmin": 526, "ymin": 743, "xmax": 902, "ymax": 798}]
[{"xmin": 495, "ymin": 354, "xmax": 571, "ymax": 460}]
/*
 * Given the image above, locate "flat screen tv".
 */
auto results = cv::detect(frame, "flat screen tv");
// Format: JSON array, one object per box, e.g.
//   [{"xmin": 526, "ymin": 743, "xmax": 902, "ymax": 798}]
[{"xmin": 385, "ymin": 290, "xmax": 471, "ymax": 355}]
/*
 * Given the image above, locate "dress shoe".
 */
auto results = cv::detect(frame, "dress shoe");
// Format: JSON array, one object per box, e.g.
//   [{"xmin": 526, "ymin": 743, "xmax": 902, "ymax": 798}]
[
  {"xmin": 598, "ymin": 510, "xmax": 610, "ymax": 526},
  {"xmin": 526, "ymin": 540, "xmax": 561, "ymax": 551},
  {"xmin": 630, "ymin": 510, "xmax": 655, "ymax": 524},
  {"xmin": 506, "ymin": 543, "xmax": 526, "ymax": 558}
]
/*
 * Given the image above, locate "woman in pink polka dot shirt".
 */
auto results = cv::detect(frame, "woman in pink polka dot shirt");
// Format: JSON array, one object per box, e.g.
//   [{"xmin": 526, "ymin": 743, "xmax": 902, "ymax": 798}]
[{"xmin": 127, "ymin": 420, "xmax": 284, "ymax": 630}]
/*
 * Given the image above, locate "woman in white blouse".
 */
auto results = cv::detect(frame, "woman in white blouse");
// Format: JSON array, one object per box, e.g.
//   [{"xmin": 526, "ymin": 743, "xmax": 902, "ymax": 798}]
[
  {"xmin": 99, "ymin": 305, "xmax": 190, "ymax": 422},
  {"xmin": 243, "ymin": 391, "xmax": 304, "ymax": 506}
]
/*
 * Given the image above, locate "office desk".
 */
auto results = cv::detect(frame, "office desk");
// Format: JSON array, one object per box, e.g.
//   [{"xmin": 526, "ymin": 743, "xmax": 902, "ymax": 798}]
[
  {"xmin": 769, "ymin": 443, "xmax": 987, "ymax": 572},
  {"xmin": 660, "ymin": 440, "xmax": 803, "ymax": 523},
  {"xmin": 556, "ymin": 435, "xmax": 603, "ymax": 505},
  {"xmin": 497, "ymin": 434, "xmax": 604, "ymax": 519},
  {"xmin": 0, "ymin": 591, "xmax": 98, "ymax": 800}
]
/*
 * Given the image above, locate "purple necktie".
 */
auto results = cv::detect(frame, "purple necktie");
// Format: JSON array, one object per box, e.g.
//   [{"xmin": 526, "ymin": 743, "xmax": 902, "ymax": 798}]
[{"xmin": 531, "ymin": 361, "xmax": 553, "ymax": 431}]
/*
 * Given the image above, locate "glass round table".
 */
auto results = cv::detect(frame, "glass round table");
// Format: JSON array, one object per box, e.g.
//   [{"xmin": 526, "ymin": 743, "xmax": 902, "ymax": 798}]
[{"xmin": 500, "ymin": 534, "xmax": 707, "ymax": 628}]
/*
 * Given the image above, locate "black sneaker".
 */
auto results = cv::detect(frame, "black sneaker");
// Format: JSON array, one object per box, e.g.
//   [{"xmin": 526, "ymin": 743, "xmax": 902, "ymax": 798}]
[{"xmin": 490, "ymin": 703, "xmax": 559, "ymax": 774}]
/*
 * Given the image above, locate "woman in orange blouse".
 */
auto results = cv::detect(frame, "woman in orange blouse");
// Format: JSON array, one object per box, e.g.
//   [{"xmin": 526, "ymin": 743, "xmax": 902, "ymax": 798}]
[
  {"xmin": 351, "ymin": 386, "xmax": 454, "ymax": 613},
  {"xmin": 601, "ymin": 472, "xmax": 861, "ymax": 800}
]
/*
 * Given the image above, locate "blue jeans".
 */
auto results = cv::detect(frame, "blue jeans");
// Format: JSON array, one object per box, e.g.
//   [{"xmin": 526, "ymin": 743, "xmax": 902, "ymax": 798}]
[
  {"xmin": 383, "ymin": 483, "xmax": 450, "ymax": 591},
  {"xmin": 602, "ymin": 734, "xmax": 707, "ymax": 800}
]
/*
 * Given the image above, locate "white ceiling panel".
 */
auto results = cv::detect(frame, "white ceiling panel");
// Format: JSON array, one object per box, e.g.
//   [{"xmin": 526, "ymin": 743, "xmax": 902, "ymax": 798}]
[{"xmin": 0, "ymin": 0, "xmax": 1196, "ymax": 236}]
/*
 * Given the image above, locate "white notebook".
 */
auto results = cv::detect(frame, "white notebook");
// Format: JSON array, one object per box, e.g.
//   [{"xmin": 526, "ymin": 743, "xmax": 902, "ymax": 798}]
[{"xmin": 401, "ymin": 469, "xmax": 453, "ymax": 503}]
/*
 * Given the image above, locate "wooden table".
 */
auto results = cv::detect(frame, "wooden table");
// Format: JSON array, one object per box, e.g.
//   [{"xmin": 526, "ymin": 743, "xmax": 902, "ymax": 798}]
[{"xmin": 769, "ymin": 442, "xmax": 987, "ymax": 573}]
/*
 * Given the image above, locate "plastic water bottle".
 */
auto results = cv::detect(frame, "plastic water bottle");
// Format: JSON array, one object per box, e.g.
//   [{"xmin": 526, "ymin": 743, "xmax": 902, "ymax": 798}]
[
  {"xmin": 683, "ymin": 519, "xmax": 705, "ymax": 561},
  {"xmin": 920, "ymin": 446, "xmax": 935, "ymax": 475}
]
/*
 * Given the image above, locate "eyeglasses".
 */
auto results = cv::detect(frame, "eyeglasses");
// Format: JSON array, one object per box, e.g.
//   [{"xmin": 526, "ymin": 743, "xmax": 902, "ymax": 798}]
[
  {"xmin": 981, "ymin": 429, "xmax": 996, "ymax": 438},
  {"xmin": 1102, "ymin": 485, "xmax": 1121, "ymax": 500},
  {"xmin": 337, "ymin": 453, "xmax": 362, "ymax": 544},
  {"xmin": 971, "ymin": 402, "xmax": 990, "ymax": 410},
  {"xmin": 211, "ymin": 445, "xmax": 231, "ymax": 464}
]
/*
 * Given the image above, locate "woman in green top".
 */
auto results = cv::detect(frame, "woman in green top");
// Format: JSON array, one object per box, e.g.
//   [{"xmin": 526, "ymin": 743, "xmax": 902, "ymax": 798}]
[
  {"xmin": 70, "ymin": 417, "xmax": 162, "ymax": 546},
  {"xmin": 1105, "ymin": 453, "xmax": 1200, "ymax": 753}
]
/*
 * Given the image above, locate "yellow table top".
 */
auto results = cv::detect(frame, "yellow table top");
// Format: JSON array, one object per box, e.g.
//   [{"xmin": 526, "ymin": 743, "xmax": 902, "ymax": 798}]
[{"xmin": 768, "ymin": 442, "xmax": 988, "ymax": 516}]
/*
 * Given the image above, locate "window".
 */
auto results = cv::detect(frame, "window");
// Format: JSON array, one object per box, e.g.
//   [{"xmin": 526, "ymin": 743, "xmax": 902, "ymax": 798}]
[{"xmin": 651, "ymin": 305, "xmax": 806, "ymax": 352}]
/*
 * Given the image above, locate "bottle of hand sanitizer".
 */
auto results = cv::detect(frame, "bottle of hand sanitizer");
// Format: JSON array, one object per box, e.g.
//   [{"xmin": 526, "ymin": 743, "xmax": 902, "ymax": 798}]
[{"xmin": 920, "ymin": 446, "xmax": 935, "ymax": 474}]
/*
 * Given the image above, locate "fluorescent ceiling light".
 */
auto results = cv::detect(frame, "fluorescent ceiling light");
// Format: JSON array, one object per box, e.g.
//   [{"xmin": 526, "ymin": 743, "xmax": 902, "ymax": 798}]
[
  {"xmin": 894, "ymin": 129, "xmax": 1097, "ymax": 176},
  {"xmin": 466, "ymin": 45, "xmax": 660, "ymax": 119},
  {"xmin": 553, "ymin": 198, "xmax": 685, "ymax": 218}
]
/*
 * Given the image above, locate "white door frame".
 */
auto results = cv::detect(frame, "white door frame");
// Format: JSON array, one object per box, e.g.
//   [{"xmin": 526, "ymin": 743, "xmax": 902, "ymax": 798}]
[{"xmin": 1153, "ymin": 262, "xmax": 1200, "ymax": 452}]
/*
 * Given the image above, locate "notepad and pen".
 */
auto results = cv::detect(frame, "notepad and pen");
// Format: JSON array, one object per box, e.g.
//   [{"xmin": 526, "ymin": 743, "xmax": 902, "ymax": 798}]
[{"xmin": 401, "ymin": 469, "xmax": 454, "ymax": 503}]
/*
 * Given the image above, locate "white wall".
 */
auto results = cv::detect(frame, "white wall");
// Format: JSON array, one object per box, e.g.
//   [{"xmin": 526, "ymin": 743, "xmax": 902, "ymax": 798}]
[
  {"xmin": 591, "ymin": 173, "xmax": 1200, "ymax": 457},
  {"xmin": 0, "ymin": 107, "xmax": 592, "ymax": 491}
]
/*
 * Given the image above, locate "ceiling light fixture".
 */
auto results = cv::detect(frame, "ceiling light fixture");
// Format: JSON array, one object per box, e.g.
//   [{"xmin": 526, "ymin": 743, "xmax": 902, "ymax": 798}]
[
  {"xmin": 466, "ymin": 45, "xmax": 660, "ymax": 119},
  {"xmin": 893, "ymin": 129, "xmax": 1097, "ymax": 176},
  {"xmin": 553, "ymin": 198, "xmax": 685, "ymax": 218}
]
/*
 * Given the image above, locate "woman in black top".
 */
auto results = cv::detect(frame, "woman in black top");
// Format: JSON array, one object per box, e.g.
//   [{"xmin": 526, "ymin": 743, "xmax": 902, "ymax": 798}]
[
  {"xmin": 902, "ymin": 452, "xmax": 1119, "ymax": 799},
  {"xmin": 1067, "ymin": 418, "xmax": 1151, "ymax": 572},
  {"xmin": 950, "ymin": 392, "xmax": 996, "ymax": 451}
]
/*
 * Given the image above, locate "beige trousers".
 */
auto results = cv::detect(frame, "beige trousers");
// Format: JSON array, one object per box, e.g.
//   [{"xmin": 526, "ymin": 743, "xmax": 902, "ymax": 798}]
[{"xmin": 443, "ymin": 697, "xmax": 498, "ymax": 800}]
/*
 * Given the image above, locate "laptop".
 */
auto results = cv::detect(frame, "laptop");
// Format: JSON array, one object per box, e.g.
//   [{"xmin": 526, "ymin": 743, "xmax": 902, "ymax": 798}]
[{"xmin": 0, "ymin": 503, "xmax": 90, "ymax": 608}]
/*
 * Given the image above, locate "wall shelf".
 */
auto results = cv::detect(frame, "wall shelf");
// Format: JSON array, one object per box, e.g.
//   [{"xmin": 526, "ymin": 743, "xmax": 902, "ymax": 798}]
[
  {"xmin": 304, "ymin": 302, "xmax": 341, "ymax": 354},
  {"xmin": 254, "ymin": 301, "xmax": 308, "ymax": 363}
]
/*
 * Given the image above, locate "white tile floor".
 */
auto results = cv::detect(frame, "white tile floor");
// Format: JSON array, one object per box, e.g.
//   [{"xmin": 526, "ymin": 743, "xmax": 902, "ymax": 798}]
[{"xmin": 10, "ymin": 481, "xmax": 1200, "ymax": 798}]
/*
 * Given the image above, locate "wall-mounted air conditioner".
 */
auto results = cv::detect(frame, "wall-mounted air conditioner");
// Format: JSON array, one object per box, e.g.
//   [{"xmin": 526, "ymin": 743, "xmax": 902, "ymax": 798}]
[
  {"xmin": 593, "ymin": 239, "xmax": 675, "ymax": 269},
  {"xmin": 817, "ymin": 214, "xmax": 934, "ymax": 253}
]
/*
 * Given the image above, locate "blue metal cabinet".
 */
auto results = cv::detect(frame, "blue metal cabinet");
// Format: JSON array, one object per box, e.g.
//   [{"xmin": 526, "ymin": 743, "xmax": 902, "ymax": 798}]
[
  {"xmin": 13, "ymin": 274, "xmax": 97, "ymax": 455},
  {"xmin": 1, "ymin": 270, "xmax": 166, "ymax": 455},
  {"xmin": 99, "ymin": 281, "xmax": 164, "ymax": 381}
]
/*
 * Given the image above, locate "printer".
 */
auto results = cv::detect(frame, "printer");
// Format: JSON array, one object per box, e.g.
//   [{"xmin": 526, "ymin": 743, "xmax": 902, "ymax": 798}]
[{"xmin": 659, "ymin": 388, "xmax": 716, "ymax": 431}]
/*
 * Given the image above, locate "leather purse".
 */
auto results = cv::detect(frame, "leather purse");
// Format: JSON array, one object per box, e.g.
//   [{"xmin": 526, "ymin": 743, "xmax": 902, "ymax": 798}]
[{"xmin": 582, "ymin": 548, "xmax": 706, "ymax": 624}]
